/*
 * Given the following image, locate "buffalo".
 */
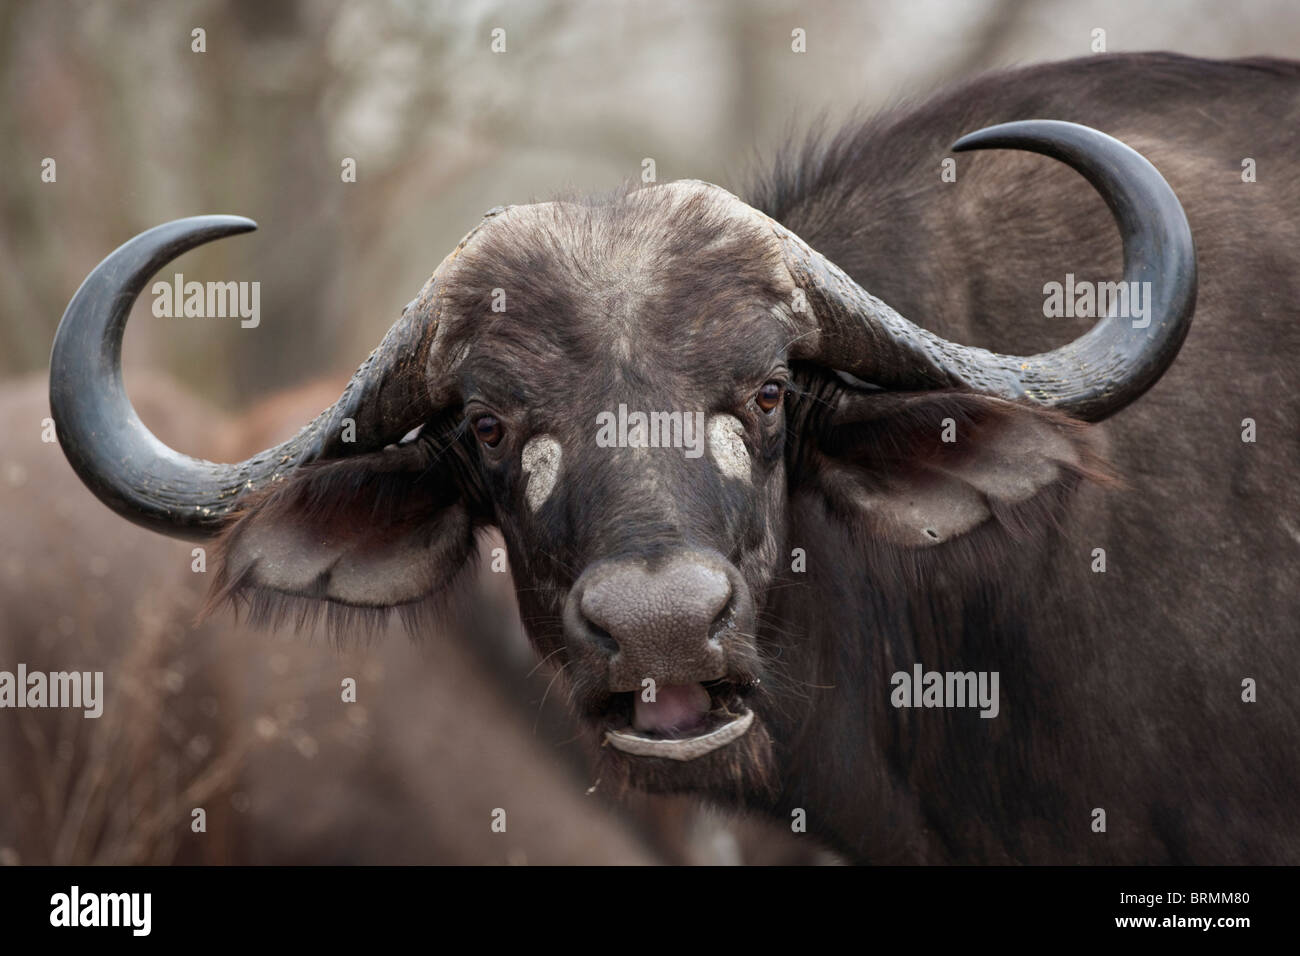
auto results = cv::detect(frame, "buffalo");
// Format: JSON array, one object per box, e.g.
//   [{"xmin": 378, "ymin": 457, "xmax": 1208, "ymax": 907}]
[{"xmin": 48, "ymin": 53, "xmax": 1300, "ymax": 863}]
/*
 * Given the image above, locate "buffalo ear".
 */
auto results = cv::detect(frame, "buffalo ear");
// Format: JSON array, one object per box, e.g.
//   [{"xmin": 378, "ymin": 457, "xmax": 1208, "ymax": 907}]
[
  {"xmin": 207, "ymin": 439, "xmax": 479, "ymax": 629},
  {"xmin": 807, "ymin": 391, "xmax": 1108, "ymax": 548}
]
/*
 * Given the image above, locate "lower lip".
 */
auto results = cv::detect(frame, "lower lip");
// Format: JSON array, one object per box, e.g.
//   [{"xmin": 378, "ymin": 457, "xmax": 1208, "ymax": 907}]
[{"xmin": 604, "ymin": 709, "xmax": 755, "ymax": 761}]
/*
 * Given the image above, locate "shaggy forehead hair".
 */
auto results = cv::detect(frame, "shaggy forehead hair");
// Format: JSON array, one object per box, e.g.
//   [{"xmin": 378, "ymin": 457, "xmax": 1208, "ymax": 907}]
[{"xmin": 429, "ymin": 181, "xmax": 795, "ymax": 392}]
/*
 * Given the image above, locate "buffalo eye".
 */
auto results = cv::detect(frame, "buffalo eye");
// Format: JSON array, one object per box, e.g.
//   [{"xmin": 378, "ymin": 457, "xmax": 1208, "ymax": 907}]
[
  {"xmin": 756, "ymin": 381, "xmax": 784, "ymax": 414},
  {"xmin": 473, "ymin": 415, "xmax": 504, "ymax": 447}
]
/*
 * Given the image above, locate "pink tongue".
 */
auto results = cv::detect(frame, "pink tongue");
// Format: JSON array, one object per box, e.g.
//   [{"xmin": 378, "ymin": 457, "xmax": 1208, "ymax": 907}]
[{"xmin": 633, "ymin": 683, "xmax": 711, "ymax": 735}]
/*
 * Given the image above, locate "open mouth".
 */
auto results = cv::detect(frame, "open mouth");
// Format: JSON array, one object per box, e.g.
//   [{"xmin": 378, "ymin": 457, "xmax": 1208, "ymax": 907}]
[{"xmin": 603, "ymin": 680, "xmax": 754, "ymax": 761}]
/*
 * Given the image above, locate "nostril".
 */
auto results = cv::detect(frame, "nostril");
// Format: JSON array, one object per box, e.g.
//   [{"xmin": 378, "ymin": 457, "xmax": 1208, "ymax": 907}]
[
  {"xmin": 578, "ymin": 588, "xmax": 620, "ymax": 654},
  {"xmin": 678, "ymin": 564, "xmax": 732, "ymax": 630},
  {"xmin": 708, "ymin": 595, "xmax": 739, "ymax": 643},
  {"xmin": 584, "ymin": 619, "xmax": 619, "ymax": 655}
]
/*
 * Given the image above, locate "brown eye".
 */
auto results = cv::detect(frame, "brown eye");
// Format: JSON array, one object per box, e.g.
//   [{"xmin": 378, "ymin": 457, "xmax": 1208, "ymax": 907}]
[
  {"xmin": 756, "ymin": 381, "xmax": 784, "ymax": 414},
  {"xmin": 473, "ymin": 415, "xmax": 503, "ymax": 447}
]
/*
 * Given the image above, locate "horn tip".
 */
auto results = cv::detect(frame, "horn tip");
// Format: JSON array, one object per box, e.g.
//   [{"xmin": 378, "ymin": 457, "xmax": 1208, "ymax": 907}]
[
  {"xmin": 951, "ymin": 126, "xmax": 1005, "ymax": 153},
  {"xmin": 213, "ymin": 214, "xmax": 258, "ymax": 233},
  {"xmin": 951, "ymin": 119, "xmax": 1073, "ymax": 154}
]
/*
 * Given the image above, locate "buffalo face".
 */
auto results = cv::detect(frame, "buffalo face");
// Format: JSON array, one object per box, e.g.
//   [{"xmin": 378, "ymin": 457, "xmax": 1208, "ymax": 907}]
[{"xmin": 431, "ymin": 184, "xmax": 798, "ymax": 794}]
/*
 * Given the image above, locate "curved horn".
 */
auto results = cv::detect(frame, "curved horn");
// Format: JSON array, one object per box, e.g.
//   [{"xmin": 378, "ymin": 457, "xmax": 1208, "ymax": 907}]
[
  {"xmin": 50, "ymin": 216, "xmax": 441, "ymax": 541},
  {"xmin": 781, "ymin": 119, "xmax": 1197, "ymax": 421}
]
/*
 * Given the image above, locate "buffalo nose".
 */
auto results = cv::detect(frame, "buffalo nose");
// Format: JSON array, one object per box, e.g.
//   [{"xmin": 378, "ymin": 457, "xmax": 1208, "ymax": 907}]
[{"xmin": 574, "ymin": 551, "xmax": 734, "ymax": 692}]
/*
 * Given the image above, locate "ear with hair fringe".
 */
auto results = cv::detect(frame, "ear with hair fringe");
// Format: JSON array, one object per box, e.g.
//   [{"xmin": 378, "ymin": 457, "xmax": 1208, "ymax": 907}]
[
  {"xmin": 808, "ymin": 390, "xmax": 1113, "ymax": 550},
  {"xmin": 202, "ymin": 437, "xmax": 481, "ymax": 642}
]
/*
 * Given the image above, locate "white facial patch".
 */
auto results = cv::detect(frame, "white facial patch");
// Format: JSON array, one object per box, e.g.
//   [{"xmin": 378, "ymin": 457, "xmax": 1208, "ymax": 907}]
[
  {"xmin": 707, "ymin": 414, "xmax": 751, "ymax": 482},
  {"xmin": 521, "ymin": 435, "xmax": 562, "ymax": 511}
]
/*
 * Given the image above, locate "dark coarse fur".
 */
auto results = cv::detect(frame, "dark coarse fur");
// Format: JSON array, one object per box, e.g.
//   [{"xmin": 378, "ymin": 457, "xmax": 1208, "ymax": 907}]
[
  {"xmin": 744, "ymin": 53, "xmax": 1300, "ymax": 863},
  {"xmin": 208, "ymin": 53, "xmax": 1300, "ymax": 863}
]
